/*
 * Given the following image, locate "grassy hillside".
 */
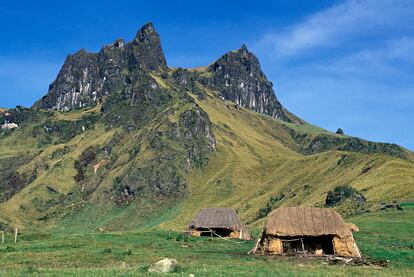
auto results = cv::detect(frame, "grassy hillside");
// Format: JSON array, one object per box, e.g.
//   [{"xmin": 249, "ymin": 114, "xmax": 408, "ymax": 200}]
[
  {"xmin": 162, "ymin": 92, "xmax": 414, "ymax": 229},
  {"xmin": 0, "ymin": 84, "xmax": 413, "ymax": 233},
  {"xmin": 0, "ymin": 207, "xmax": 413, "ymax": 276}
]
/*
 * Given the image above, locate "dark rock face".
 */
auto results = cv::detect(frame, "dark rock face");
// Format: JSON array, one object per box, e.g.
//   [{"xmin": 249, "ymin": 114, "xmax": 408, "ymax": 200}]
[
  {"xmin": 33, "ymin": 24, "xmax": 299, "ymax": 125},
  {"xmin": 379, "ymin": 202, "xmax": 404, "ymax": 211},
  {"xmin": 178, "ymin": 107, "xmax": 216, "ymax": 167},
  {"xmin": 290, "ymin": 131, "xmax": 406, "ymax": 158},
  {"xmin": 127, "ymin": 22, "xmax": 167, "ymax": 71},
  {"xmin": 202, "ymin": 45, "xmax": 300, "ymax": 123},
  {"xmin": 34, "ymin": 22, "xmax": 168, "ymax": 111},
  {"xmin": 110, "ymin": 105, "xmax": 216, "ymax": 202},
  {"xmin": 325, "ymin": 185, "xmax": 366, "ymax": 207},
  {"xmin": 34, "ymin": 50, "xmax": 102, "ymax": 111},
  {"xmin": 0, "ymin": 155, "xmax": 37, "ymax": 202},
  {"xmin": 336, "ymin": 128, "xmax": 344, "ymax": 135}
]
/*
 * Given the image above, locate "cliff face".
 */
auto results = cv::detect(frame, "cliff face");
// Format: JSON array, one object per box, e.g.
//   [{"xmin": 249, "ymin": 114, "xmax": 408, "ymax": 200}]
[
  {"xmin": 34, "ymin": 50, "xmax": 100, "ymax": 111},
  {"xmin": 34, "ymin": 23, "xmax": 299, "ymax": 124},
  {"xmin": 202, "ymin": 45, "xmax": 300, "ymax": 123},
  {"xmin": 34, "ymin": 23, "xmax": 167, "ymax": 111}
]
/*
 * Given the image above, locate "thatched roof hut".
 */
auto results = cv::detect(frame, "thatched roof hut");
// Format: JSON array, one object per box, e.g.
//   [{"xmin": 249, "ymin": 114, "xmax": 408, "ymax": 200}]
[
  {"xmin": 251, "ymin": 207, "xmax": 361, "ymax": 257},
  {"xmin": 186, "ymin": 208, "xmax": 251, "ymax": 240}
]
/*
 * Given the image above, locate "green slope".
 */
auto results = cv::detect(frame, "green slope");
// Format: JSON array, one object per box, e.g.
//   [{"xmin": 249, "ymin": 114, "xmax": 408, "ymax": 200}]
[
  {"xmin": 163, "ymin": 91, "xmax": 414, "ymax": 229},
  {"xmin": 0, "ymin": 75, "xmax": 413, "ymax": 233}
]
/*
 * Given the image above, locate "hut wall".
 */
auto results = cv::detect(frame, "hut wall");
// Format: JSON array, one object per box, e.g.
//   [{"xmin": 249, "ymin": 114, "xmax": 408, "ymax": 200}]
[
  {"xmin": 333, "ymin": 236, "xmax": 361, "ymax": 257},
  {"xmin": 229, "ymin": 231, "xmax": 240, "ymax": 239},
  {"xmin": 190, "ymin": 230, "xmax": 201, "ymax": 237},
  {"xmin": 268, "ymin": 238, "xmax": 283, "ymax": 254}
]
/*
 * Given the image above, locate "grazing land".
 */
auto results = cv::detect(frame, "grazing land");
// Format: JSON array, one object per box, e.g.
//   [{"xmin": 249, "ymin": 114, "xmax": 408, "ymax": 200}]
[{"xmin": 0, "ymin": 206, "xmax": 413, "ymax": 276}]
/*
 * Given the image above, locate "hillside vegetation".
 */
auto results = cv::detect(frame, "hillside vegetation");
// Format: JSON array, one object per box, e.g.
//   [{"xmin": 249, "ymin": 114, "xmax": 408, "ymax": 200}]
[
  {"xmin": 0, "ymin": 23, "xmax": 413, "ymax": 234},
  {"xmin": 1, "ymin": 86, "xmax": 413, "ymax": 232},
  {"xmin": 163, "ymin": 91, "xmax": 414, "ymax": 229}
]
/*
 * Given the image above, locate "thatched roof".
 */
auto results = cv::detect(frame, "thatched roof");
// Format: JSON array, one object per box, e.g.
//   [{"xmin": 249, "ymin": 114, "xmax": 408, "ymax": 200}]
[
  {"xmin": 264, "ymin": 207, "xmax": 356, "ymax": 238},
  {"xmin": 188, "ymin": 208, "xmax": 249, "ymax": 233}
]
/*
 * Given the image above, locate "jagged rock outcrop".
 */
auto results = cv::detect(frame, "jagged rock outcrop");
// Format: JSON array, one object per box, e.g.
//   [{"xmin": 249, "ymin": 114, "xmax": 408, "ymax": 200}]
[
  {"xmin": 33, "ymin": 23, "xmax": 299, "ymax": 124},
  {"xmin": 202, "ymin": 45, "xmax": 300, "ymax": 123},
  {"xmin": 336, "ymin": 128, "xmax": 344, "ymax": 135},
  {"xmin": 126, "ymin": 22, "xmax": 167, "ymax": 71},
  {"xmin": 34, "ymin": 23, "xmax": 168, "ymax": 111},
  {"xmin": 34, "ymin": 50, "xmax": 102, "ymax": 111},
  {"xmin": 326, "ymin": 185, "xmax": 366, "ymax": 207}
]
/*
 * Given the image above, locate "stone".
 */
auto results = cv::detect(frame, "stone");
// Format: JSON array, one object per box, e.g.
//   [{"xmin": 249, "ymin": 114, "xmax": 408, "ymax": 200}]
[
  {"xmin": 379, "ymin": 202, "xmax": 404, "ymax": 211},
  {"xmin": 148, "ymin": 258, "xmax": 178, "ymax": 273},
  {"xmin": 336, "ymin": 128, "xmax": 344, "ymax": 135},
  {"xmin": 1, "ymin": 123, "xmax": 18, "ymax": 130}
]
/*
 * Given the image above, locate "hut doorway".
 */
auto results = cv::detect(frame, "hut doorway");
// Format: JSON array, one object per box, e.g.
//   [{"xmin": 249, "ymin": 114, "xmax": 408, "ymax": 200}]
[
  {"xmin": 281, "ymin": 235, "xmax": 334, "ymax": 255},
  {"xmin": 198, "ymin": 228, "xmax": 232, "ymax": 237}
]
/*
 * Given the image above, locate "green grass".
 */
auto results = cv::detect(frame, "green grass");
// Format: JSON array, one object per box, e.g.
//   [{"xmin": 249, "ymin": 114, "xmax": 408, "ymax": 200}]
[
  {"xmin": 350, "ymin": 207, "xmax": 414, "ymax": 267},
  {"xmin": 0, "ymin": 207, "xmax": 413, "ymax": 276},
  {"xmin": 162, "ymin": 94, "xmax": 414, "ymax": 230}
]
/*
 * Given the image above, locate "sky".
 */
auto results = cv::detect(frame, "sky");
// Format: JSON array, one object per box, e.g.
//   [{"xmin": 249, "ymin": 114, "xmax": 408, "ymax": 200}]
[{"xmin": 0, "ymin": 0, "xmax": 413, "ymax": 150}]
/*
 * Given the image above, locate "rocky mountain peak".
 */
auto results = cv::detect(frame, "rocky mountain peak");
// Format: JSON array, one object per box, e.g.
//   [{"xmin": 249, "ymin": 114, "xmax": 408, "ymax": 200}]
[
  {"xmin": 135, "ymin": 22, "xmax": 156, "ymax": 40},
  {"xmin": 34, "ymin": 23, "xmax": 169, "ymax": 111},
  {"xmin": 111, "ymin": 38, "xmax": 125, "ymax": 49},
  {"xmin": 204, "ymin": 46, "xmax": 300, "ymax": 123},
  {"xmin": 34, "ymin": 24, "xmax": 299, "ymax": 124},
  {"xmin": 129, "ymin": 22, "xmax": 167, "ymax": 71},
  {"xmin": 239, "ymin": 44, "xmax": 249, "ymax": 55}
]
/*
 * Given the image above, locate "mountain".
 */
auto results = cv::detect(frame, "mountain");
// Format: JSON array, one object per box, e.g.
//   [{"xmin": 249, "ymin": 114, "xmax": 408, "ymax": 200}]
[{"xmin": 1, "ymin": 23, "xmax": 413, "ymax": 232}]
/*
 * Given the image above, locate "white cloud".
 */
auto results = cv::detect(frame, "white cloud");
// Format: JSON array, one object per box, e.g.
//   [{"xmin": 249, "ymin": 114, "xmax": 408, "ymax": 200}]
[
  {"xmin": 311, "ymin": 37, "xmax": 414, "ymax": 78},
  {"xmin": 252, "ymin": 0, "xmax": 414, "ymax": 150},
  {"xmin": 256, "ymin": 0, "xmax": 414, "ymax": 58}
]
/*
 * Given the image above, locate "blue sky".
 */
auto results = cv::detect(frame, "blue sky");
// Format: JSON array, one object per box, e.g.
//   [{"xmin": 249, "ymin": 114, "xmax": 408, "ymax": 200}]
[{"xmin": 0, "ymin": 0, "xmax": 413, "ymax": 150}]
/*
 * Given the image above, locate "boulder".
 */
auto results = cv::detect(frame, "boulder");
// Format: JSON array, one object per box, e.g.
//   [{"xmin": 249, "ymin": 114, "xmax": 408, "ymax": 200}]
[
  {"xmin": 1, "ymin": 123, "xmax": 18, "ymax": 130},
  {"xmin": 379, "ymin": 202, "xmax": 404, "ymax": 211},
  {"xmin": 148, "ymin": 258, "xmax": 178, "ymax": 273},
  {"xmin": 336, "ymin": 128, "xmax": 344, "ymax": 135}
]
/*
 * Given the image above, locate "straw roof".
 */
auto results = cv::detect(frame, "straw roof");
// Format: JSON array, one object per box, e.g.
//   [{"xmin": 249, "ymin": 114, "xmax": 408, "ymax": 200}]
[
  {"xmin": 188, "ymin": 208, "xmax": 248, "ymax": 232},
  {"xmin": 264, "ymin": 207, "xmax": 356, "ymax": 238}
]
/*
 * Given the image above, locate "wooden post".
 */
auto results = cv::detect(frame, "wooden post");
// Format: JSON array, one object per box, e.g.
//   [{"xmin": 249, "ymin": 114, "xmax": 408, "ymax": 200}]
[
  {"xmin": 300, "ymin": 238, "xmax": 306, "ymax": 256},
  {"xmin": 1, "ymin": 230, "xmax": 4, "ymax": 244},
  {"xmin": 14, "ymin": 227, "xmax": 18, "ymax": 243}
]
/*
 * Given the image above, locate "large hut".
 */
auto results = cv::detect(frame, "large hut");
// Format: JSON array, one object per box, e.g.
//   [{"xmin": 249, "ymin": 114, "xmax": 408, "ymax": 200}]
[
  {"xmin": 186, "ymin": 208, "xmax": 251, "ymax": 240},
  {"xmin": 251, "ymin": 207, "xmax": 361, "ymax": 257}
]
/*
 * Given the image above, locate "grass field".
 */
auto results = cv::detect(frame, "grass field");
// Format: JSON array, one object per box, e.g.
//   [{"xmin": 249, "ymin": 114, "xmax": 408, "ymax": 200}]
[{"xmin": 0, "ymin": 207, "xmax": 413, "ymax": 276}]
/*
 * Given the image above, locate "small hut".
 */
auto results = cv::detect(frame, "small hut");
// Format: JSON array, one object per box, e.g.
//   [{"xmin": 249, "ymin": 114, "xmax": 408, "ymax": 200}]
[
  {"xmin": 186, "ymin": 208, "xmax": 251, "ymax": 240},
  {"xmin": 251, "ymin": 207, "xmax": 361, "ymax": 257}
]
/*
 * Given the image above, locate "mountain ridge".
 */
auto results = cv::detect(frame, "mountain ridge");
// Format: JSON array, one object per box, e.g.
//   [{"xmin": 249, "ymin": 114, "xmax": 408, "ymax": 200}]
[
  {"xmin": 33, "ymin": 23, "xmax": 297, "ymax": 123},
  {"xmin": 1, "ymin": 23, "xmax": 413, "ymax": 232}
]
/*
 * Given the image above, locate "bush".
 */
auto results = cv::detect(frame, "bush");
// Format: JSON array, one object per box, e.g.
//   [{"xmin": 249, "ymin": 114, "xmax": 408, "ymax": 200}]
[{"xmin": 326, "ymin": 185, "xmax": 366, "ymax": 207}]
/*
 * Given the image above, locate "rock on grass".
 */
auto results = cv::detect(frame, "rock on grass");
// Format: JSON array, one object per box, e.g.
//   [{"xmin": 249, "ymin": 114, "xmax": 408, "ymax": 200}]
[{"xmin": 148, "ymin": 258, "xmax": 178, "ymax": 273}]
